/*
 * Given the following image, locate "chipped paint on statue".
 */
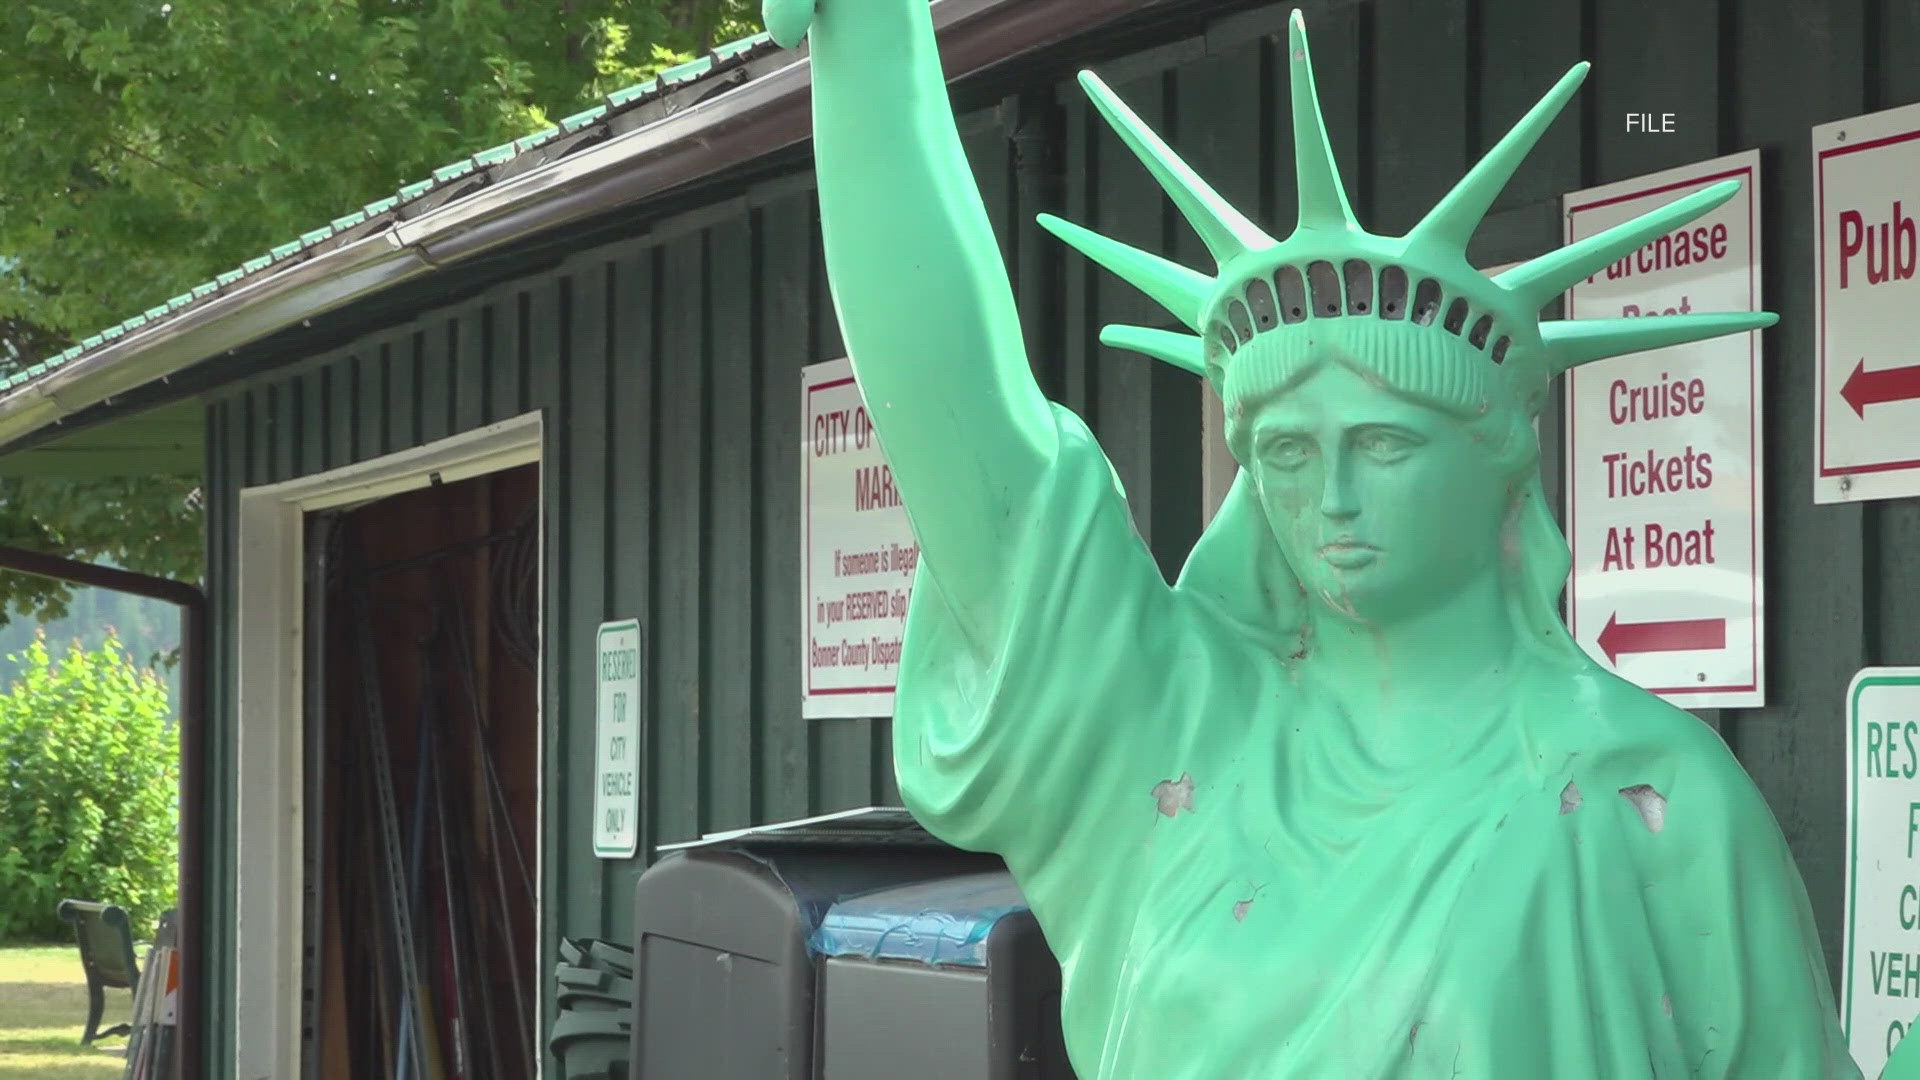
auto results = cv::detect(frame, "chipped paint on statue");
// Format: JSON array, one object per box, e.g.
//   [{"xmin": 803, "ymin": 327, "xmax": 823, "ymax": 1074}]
[{"xmin": 769, "ymin": 0, "xmax": 1858, "ymax": 1075}]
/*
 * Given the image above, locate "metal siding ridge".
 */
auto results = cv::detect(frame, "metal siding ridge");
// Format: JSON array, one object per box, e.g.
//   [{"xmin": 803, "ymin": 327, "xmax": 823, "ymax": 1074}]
[{"xmin": 0, "ymin": 0, "xmax": 1190, "ymax": 455}]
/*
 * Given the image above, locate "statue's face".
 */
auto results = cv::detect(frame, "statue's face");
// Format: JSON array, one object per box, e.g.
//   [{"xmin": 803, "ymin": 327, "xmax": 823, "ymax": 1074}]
[{"xmin": 1246, "ymin": 362, "xmax": 1515, "ymax": 625}]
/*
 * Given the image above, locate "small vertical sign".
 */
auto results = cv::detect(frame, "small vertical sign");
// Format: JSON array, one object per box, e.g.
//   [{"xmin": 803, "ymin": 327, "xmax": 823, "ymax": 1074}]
[
  {"xmin": 593, "ymin": 619, "xmax": 642, "ymax": 859},
  {"xmin": 1843, "ymin": 668, "xmax": 1920, "ymax": 1075}
]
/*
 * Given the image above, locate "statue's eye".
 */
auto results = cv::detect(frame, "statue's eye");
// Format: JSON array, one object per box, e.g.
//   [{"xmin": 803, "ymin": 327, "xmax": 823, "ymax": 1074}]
[
  {"xmin": 1355, "ymin": 428, "xmax": 1417, "ymax": 462},
  {"xmin": 1261, "ymin": 437, "xmax": 1313, "ymax": 470}
]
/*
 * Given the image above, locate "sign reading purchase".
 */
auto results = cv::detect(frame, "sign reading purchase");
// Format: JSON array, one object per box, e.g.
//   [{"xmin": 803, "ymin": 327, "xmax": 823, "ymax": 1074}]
[
  {"xmin": 1562, "ymin": 150, "xmax": 1766, "ymax": 708},
  {"xmin": 801, "ymin": 358, "xmax": 917, "ymax": 719}
]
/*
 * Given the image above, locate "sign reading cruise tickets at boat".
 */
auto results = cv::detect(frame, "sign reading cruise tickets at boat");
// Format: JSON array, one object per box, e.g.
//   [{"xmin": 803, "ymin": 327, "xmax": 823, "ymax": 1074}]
[
  {"xmin": 593, "ymin": 619, "xmax": 641, "ymax": 859},
  {"xmin": 1842, "ymin": 669, "xmax": 1920, "ymax": 1076},
  {"xmin": 803, "ymin": 358, "xmax": 917, "ymax": 719},
  {"xmin": 1813, "ymin": 103, "xmax": 1920, "ymax": 503},
  {"xmin": 1563, "ymin": 150, "xmax": 1765, "ymax": 708}
]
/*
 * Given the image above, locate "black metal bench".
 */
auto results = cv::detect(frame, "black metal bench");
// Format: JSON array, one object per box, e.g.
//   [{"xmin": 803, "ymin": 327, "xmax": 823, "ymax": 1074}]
[{"xmin": 56, "ymin": 899, "xmax": 139, "ymax": 1044}]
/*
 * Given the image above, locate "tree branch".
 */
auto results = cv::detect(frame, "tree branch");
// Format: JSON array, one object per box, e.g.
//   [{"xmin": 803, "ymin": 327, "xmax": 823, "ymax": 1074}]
[{"xmin": 104, "ymin": 135, "xmax": 216, "ymax": 192}]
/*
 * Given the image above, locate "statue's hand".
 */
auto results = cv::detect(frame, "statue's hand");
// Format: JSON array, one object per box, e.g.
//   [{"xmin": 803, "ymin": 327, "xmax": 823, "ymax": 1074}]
[{"xmin": 763, "ymin": 0, "xmax": 817, "ymax": 48}]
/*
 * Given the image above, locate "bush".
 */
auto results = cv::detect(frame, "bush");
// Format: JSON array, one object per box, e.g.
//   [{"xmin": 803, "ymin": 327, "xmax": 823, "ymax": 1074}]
[{"xmin": 0, "ymin": 630, "xmax": 177, "ymax": 942}]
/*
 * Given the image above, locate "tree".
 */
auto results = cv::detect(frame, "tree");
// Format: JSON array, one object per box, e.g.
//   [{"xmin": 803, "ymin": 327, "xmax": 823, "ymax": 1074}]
[
  {"xmin": 0, "ymin": 630, "xmax": 176, "ymax": 941},
  {"xmin": 0, "ymin": 0, "xmax": 756, "ymax": 620},
  {"xmin": 0, "ymin": 568, "xmax": 187, "ymax": 710},
  {"xmin": 0, "ymin": 476, "xmax": 203, "ymax": 627}
]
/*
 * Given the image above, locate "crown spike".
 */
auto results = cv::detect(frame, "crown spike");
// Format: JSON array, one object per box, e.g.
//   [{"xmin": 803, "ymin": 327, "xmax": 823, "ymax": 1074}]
[
  {"xmin": 1100, "ymin": 325, "xmax": 1209, "ymax": 376},
  {"xmin": 1038, "ymin": 213, "xmax": 1215, "ymax": 330},
  {"xmin": 1497, "ymin": 181, "xmax": 1742, "ymax": 309},
  {"xmin": 1541, "ymin": 311, "xmax": 1776, "ymax": 373},
  {"xmin": 1076, "ymin": 71, "xmax": 1275, "ymax": 266},
  {"xmin": 1287, "ymin": 11, "xmax": 1358, "ymax": 234},
  {"xmin": 1410, "ymin": 63, "xmax": 1589, "ymax": 249}
]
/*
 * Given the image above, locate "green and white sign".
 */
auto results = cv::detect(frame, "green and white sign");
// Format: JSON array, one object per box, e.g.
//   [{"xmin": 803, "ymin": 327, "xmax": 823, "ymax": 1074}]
[
  {"xmin": 1844, "ymin": 668, "xmax": 1920, "ymax": 1073},
  {"xmin": 593, "ymin": 620, "xmax": 642, "ymax": 859}
]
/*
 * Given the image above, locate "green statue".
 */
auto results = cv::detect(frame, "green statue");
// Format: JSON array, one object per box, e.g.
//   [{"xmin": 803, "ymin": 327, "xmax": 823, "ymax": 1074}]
[{"xmin": 769, "ymin": 1, "xmax": 1857, "ymax": 1074}]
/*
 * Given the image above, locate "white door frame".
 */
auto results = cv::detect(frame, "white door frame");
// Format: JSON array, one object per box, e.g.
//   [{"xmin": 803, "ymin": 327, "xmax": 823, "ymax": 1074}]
[{"xmin": 232, "ymin": 412, "xmax": 543, "ymax": 1079}]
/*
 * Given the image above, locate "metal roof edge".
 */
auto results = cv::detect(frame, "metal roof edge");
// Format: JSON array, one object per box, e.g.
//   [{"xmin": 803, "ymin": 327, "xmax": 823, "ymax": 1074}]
[
  {"xmin": 0, "ymin": 0, "xmax": 1187, "ymax": 456},
  {"xmin": 0, "ymin": 234, "xmax": 427, "ymax": 435}
]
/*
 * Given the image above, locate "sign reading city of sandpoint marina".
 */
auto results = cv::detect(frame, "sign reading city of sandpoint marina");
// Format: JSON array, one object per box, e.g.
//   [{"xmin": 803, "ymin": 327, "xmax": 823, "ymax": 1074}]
[
  {"xmin": 1813, "ymin": 102, "xmax": 1920, "ymax": 503},
  {"xmin": 1562, "ymin": 150, "xmax": 1766, "ymax": 708},
  {"xmin": 801, "ymin": 358, "xmax": 918, "ymax": 720}
]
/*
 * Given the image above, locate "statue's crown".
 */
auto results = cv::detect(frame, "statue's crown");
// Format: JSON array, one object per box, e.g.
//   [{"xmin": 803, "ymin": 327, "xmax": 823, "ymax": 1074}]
[{"xmin": 1040, "ymin": 10, "xmax": 1773, "ymax": 419}]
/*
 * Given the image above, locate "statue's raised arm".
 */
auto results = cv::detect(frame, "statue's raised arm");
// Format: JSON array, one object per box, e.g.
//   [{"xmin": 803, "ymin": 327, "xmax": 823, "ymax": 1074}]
[{"xmin": 769, "ymin": 0, "xmax": 1059, "ymax": 643}]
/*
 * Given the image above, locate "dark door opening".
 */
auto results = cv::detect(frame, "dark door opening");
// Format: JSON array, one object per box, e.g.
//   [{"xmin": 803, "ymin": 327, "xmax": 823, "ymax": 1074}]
[{"xmin": 302, "ymin": 464, "xmax": 540, "ymax": 1079}]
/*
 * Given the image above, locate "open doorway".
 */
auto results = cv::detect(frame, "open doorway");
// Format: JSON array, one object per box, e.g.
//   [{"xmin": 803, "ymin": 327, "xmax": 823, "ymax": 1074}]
[{"xmin": 302, "ymin": 463, "xmax": 540, "ymax": 1078}]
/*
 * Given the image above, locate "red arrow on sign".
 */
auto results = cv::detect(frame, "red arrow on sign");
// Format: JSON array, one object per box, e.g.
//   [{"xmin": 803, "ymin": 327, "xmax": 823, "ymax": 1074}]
[
  {"xmin": 1841, "ymin": 358, "xmax": 1920, "ymax": 418},
  {"xmin": 1597, "ymin": 612, "xmax": 1726, "ymax": 666}
]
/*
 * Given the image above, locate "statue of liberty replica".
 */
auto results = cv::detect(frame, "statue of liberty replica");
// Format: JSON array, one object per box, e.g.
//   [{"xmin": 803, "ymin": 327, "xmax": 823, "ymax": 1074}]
[{"xmin": 766, "ymin": 1, "xmax": 1857, "ymax": 1074}]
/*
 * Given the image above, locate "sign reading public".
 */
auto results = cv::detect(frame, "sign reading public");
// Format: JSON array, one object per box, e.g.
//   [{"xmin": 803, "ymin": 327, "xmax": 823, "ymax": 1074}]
[
  {"xmin": 592, "ymin": 619, "xmax": 642, "ymax": 859},
  {"xmin": 801, "ymin": 359, "xmax": 918, "ymax": 720},
  {"xmin": 1813, "ymin": 103, "xmax": 1920, "ymax": 503},
  {"xmin": 1843, "ymin": 668, "xmax": 1920, "ymax": 1075},
  {"xmin": 1562, "ymin": 151, "xmax": 1766, "ymax": 708}
]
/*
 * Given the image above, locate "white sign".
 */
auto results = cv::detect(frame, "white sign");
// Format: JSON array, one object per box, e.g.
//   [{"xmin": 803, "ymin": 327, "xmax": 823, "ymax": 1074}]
[
  {"xmin": 1562, "ymin": 151, "xmax": 1766, "ymax": 708},
  {"xmin": 802, "ymin": 359, "xmax": 918, "ymax": 719},
  {"xmin": 1813, "ymin": 104, "xmax": 1920, "ymax": 503},
  {"xmin": 592, "ymin": 620, "xmax": 641, "ymax": 859},
  {"xmin": 1843, "ymin": 669, "xmax": 1920, "ymax": 1075}
]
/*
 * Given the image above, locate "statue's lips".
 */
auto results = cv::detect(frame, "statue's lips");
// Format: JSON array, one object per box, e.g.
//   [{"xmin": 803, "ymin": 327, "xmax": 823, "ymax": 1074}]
[{"xmin": 1319, "ymin": 541, "xmax": 1378, "ymax": 569}]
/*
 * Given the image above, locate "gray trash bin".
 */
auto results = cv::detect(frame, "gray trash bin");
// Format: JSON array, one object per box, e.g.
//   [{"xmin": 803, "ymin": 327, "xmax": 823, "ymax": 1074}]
[{"xmin": 628, "ymin": 808, "xmax": 1074, "ymax": 1079}]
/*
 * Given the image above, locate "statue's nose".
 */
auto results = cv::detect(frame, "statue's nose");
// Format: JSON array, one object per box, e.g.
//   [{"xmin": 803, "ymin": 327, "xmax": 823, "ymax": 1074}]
[{"xmin": 1319, "ymin": 458, "xmax": 1359, "ymax": 520}]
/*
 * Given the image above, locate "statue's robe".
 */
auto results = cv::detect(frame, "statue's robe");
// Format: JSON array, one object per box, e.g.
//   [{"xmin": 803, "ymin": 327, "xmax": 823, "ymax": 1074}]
[{"xmin": 893, "ymin": 407, "xmax": 1858, "ymax": 1079}]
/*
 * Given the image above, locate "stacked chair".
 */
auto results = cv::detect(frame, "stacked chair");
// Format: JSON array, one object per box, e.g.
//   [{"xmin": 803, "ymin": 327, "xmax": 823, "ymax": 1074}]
[{"xmin": 548, "ymin": 937, "xmax": 636, "ymax": 1079}]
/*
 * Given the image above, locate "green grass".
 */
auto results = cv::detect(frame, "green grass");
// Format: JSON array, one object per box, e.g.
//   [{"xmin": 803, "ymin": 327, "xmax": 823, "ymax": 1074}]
[{"xmin": 0, "ymin": 944, "xmax": 131, "ymax": 1079}]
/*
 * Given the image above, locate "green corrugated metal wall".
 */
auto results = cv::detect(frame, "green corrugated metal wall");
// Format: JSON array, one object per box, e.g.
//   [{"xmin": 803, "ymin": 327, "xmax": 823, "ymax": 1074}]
[
  {"xmin": 200, "ymin": 189, "xmax": 887, "ymax": 1074},
  {"xmin": 195, "ymin": 0, "xmax": 1920, "ymax": 1071}
]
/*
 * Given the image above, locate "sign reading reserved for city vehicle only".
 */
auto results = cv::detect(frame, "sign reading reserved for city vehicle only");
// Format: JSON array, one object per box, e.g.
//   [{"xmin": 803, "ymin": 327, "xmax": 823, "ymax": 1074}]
[
  {"xmin": 593, "ymin": 619, "xmax": 641, "ymax": 859},
  {"xmin": 1843, "ymin": 669, "xmax": 1920, "ymax": 1076},
  {"xmin": 1562, "ymin": 150, "xmax": 1766, "ymax": 708},
  {"xmin": 1813, "ymin": 103, "xmax": 1920, "ymax": 503}
]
